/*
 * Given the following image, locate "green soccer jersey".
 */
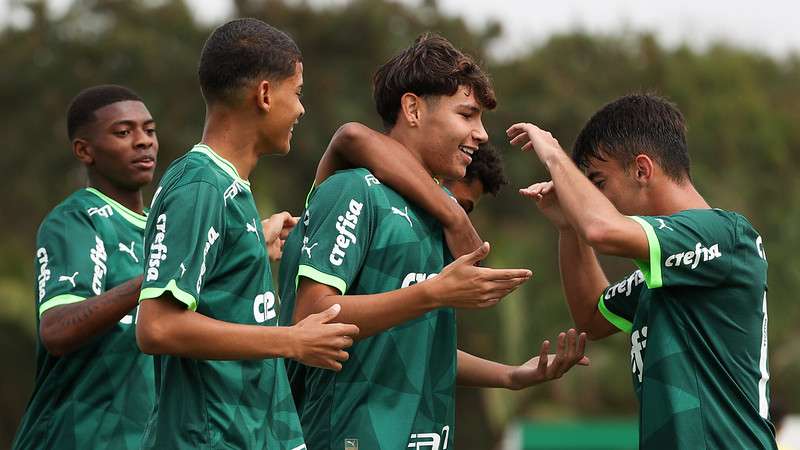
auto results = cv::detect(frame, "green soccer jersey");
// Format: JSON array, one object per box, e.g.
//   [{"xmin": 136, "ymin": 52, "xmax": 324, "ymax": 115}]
[
  {"xmin": 278, "ymin": 168, "xmax": 457, "ymax": 450},
  {"xmin": 138, "ymin": 144, "xmax": 305, "ymax": 450},
  {"xmin": 13, "ymin": 188, "xmax": 153, "ymax": 450},
  {"xmin": 598, "ymin": 209, "xmax": 776, "ymax": 449}
]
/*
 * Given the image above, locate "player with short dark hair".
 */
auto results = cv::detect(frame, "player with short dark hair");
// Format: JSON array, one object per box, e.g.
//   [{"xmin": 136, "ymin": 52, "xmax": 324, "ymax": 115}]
[
  {"xmin": 508, "ymin": 93, "xmax": 776, "ymax": 449},
  {"xmin": 278, "ymin": 34, "xmax": 587, "ymax": 450},
  {"xmin": 446, "ymin": 143, "xmax": 507, "ymax": 213},
  {"xmin": 13, "ymin": 84, "xmax": 157, "ymax": 450},
  {"xmin": 135, "ymin": 18, "xmax": 357, "ymax": 449}
]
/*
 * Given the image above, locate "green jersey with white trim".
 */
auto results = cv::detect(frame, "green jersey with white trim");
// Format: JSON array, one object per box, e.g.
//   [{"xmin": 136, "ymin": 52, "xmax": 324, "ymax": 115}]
[
  {"xmin": 599, "ymin": 209, "xmax": 776, "ymax": 449},
  {"xmin": 278, "ymin": 168, "xmax": 456, "ymax": 450},
  {"xmin": 13, "ymin": 188, "xmax": 153, "ymax": 450},
  {"xmin": 139, "ymin": 144, "xmax": 305, "ymax": 450}
]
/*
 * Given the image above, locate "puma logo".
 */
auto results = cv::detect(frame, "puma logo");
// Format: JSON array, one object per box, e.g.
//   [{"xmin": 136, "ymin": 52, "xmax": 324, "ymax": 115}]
[
  {"xmin": 246, "ymin": 218, "xmax": 260, "ymax": 242},
  {"xmin": 118, "ymin": 241, "xmax": 138, "ymax": 263},
  {"xmin": 301, "ymin": 236, "xmax": 318, "ymax": 258},
  {"xmin": 391, "ymin": 206, "xmax": 413, "ymax": 227},
  {"xmin": 59, "ymin": 272, "xmax": 79, "ymax": 288},
  {"xmin": 656, "ymin": 218, "xmax": 673, "ymax": 231}
]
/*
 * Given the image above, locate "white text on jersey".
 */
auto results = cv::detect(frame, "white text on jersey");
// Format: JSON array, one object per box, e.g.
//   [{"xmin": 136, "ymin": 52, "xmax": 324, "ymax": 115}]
[
  {"xmin": 196, "ymin": 226, "xmax": 220, "ymax": 293},
  {"xmin": 665, "ymin": 242, "xmax": 722, "ymax": 269},
  {"xmin": 36, "ymin": 248, "xmax": 51, "ymax": 302},
  {"xmin": 329, "ymin": 199, "xmax": 364, "ymax": 266},
  {"xmin": 605, "ymin": 270, "xmax": 645, "ymax": 300},
  {"xmin": 253, "ymin": 291, "xmax": 276, "ymax": 323},
  {"xmin": 401, "ymin": 272, "xmax": 438, "ymax": 288},
  {"xmin": 90, "ymin": 235, "xmax": 107, "ymax": 295},
  {"xmin": 146, "ymin": 214, "xmax": 168, "ymax": 282}
]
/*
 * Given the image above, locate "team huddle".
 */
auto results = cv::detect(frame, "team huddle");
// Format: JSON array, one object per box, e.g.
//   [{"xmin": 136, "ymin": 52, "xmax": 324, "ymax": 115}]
[{"xmin": 14, "ymin": 17, "xmax": 777, "ymax": 450}]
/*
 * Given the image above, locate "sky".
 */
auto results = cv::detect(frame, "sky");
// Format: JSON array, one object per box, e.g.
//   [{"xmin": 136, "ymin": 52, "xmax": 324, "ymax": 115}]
[{"xmin": 3, "ymin": 0, "xmax": 799, "ymax": 59}]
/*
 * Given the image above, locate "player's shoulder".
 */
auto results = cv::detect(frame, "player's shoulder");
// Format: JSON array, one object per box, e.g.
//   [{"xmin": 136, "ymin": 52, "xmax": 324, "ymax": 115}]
[
  {"xmin": 670, "ymin": 208, "xmax": 745, "ymax": 232},
  {"xmin": 155, "ymin": 148, "xmax": 232, "ymax": 199},
  {"xmin": 312, "ymin": 168, "xmax": 383, "ymax": 201},
  {"xmin": 38, "ymin": 189, "xmax": 104, "ymax": 235}
]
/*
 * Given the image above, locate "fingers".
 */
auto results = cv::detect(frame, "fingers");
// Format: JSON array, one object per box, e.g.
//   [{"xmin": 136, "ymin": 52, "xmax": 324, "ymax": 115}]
[
  {"xmin": 312, "ymin": 303, "xmax": 341, "ymax": 323},
  {"xmin": 477, "ymin": 267, "xmax": 533, "ymax": 281},
  {"xmin": 336, "ymin": 323, "xmax": 360, "ymax": 338},
  {"xmin": 459, "ymin": 241, "xmax": 490, "ymax": 265},
  {"xmin": 506, "ymin": 123, "xmax": 534, "ymax": 138},
  {"xmin": 537, "ymin": 340, "xmax": 550, "ymax": 373},
  {"xmin": 519, "ymin": 181, "xmax": 554, "ymax": 198}
]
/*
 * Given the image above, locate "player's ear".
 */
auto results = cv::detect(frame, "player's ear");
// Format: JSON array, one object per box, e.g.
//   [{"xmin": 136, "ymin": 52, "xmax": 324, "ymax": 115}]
[
  {"xmin": 399, "ymin": 93, "xmax": 421, "ymax": 127},
  {"xmin": 633, "ymin": 154, "xmax": 654, "ymax": 185},
  {"xmin": 73, "ymin": 138, "xmax": 93, "ymax": 165},
  {"xmin": 256, "ymin": 79, "xmax": 271, "ymax": 113}
]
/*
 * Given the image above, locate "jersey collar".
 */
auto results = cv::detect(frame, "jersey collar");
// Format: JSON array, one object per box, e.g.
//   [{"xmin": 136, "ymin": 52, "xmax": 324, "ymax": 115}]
[
  {"xmin": 85, "ymin": 187, "xmax": 148, "ymax": 229},
  {"xmin": 191, "ymin": 144, "xmax": 252, "ymax": 191}
]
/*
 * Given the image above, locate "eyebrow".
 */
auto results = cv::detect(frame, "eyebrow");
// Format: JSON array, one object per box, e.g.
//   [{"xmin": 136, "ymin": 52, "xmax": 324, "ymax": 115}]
[
  {"xmin": 110, "ymin": 119, "xmax": 155, "ymax": 127},
  {"xmin": 457, "ymin": 104, "xmax": 481, "ymax": 113}
]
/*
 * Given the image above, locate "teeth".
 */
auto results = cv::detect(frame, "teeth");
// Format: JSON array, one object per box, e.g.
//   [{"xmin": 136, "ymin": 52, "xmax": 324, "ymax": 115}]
[{"xmin": 459, "ymin": 145, "xmax": 475, "ymax": 156}]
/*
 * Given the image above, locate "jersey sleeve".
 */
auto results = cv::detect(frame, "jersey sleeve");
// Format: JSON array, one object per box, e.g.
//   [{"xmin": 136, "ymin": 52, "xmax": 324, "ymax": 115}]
[
  {"xmin": 139, "ymin": 181, "xmax": 225, "ymax": 311},
  {"xmin": 296, "ymin": 172, "xmax": 375, "ymax": 294},
  {"xmin": 629, "ymin": 213, "xmax": 734, "ymax": 290},
  {"xmin": 597, "ymin": 270, "xmax": 646, "ymax": 334},
  {"xmin": 36, "ymin": 211, "xmax": 108, "ymax": 317}
]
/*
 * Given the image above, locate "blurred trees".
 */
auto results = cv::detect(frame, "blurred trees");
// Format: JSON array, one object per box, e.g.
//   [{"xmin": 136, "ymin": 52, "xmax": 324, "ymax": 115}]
[{"xmin": 1, "ymin": 0, "xmax": 799, "ymax": 447}]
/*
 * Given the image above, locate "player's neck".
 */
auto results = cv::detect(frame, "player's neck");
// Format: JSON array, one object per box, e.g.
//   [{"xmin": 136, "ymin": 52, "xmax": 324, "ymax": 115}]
[
  {"xmin": 201, "ymin": 108, "xmax": 260, "ymax": 180},
  {"xmin": 651, "ymin": 181, "xmax": 710, "ymax": 215},
  {"xmin": 387, "ymin": 126, "xmax": 433, "ymax": 177},
  {"xmin": 87, "ymin": 176, "xmax": 144, "ymax": 214}
]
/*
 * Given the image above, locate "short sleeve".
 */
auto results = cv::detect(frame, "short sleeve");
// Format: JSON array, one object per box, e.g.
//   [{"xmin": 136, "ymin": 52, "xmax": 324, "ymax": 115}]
[
  {"xmin": 296, "ymin": 172, "xmax": 375, "ymax": 294},
  {"xmin": 629, "ymin": 212, "xmax": 734, "ymax": 290},
  {"xmin": 598, "ymin": 270, "xmax": 646, "ymax": 334},
  {"xmin": 36, "ymin": 211, "xmax": 107, "ymax": 317},
  {"xmin": 139, "ymin": 182, "xmax": 225, "ymax": 311}
]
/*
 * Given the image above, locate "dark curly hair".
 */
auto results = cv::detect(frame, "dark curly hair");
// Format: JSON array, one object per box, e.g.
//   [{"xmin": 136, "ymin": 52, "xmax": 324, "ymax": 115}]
[{"xmin": 464, "ymin": 143, "xmax": 507, "ymax": 195}]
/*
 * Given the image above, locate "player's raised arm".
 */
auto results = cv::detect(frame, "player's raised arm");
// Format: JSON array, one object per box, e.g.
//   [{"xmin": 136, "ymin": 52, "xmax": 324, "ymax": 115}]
[
  {"xmin": 508, "ymin": 122, "xmax": 649, "ymax": 260},
  {"xmin": 317, "ymin": 122, "xmax": 481, "ymax": 258}
]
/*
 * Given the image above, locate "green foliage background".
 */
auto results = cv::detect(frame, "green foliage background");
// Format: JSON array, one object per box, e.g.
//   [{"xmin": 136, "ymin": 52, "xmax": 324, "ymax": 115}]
[{"xmin": 2, "ymin": 0, "xmax": 799, "ymax": 447}]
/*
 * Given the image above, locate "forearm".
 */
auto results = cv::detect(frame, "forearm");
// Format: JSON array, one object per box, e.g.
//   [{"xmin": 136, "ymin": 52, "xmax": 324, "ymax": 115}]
[
  {"xmin": 39, "ymin": 276, "xmax": 142, "ymax": 356},
  {"xmin": 558, "ymin": 229, "xmax": 616, "ymax": 339},
  {"xmin": 323, "ymin": 123, "xmax": 467, "ymax": 228},
  {"xmin": 295, "ymin": 280, "xmax": 436, "ymax": 339},
  {"xmin": 137, "ymin": 297, "xmax": 296, "ymax": 360},
  {"xmin": 544, "ymin": 153, "xmax": 627, "ymax": 244},
  {"xmin": 456, "ymin": 349, "xmax": 513, "ymax": 389}
]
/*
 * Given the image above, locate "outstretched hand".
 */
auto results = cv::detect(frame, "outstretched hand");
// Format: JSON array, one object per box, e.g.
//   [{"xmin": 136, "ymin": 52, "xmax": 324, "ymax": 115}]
[
  {"xmin": 508, "ymin": 328, "xmax": 589, "ymax": 390},
  {"xmin": 428, "ymin": 242, "xmax": 533, "ymax": 309}
]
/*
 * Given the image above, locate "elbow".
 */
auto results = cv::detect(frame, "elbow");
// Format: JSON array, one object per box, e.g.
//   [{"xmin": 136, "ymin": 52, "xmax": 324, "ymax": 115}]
[
  {"xmin": 39, "ymin": 326, "xmax": 71, "ymax": 357},
  {"xmin": 135, "ymin": 305, "xmax": 169, "ymax": 355},
  {"xmin": 582, "ymin": 221, "xmax": 620, "ymax": 255},
  {"xmin": 331, "ymin": 122, "xmax": 367, "ymax": 149},
  {"xmin": 581, "ymin": 223, "xmax": 609, "ymax": 249}
]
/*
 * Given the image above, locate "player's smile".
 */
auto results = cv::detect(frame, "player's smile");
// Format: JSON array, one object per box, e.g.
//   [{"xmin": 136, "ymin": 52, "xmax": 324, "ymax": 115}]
[{"xmin": 459, "ymin": 144, "xmax": 477, "ymax": 165}]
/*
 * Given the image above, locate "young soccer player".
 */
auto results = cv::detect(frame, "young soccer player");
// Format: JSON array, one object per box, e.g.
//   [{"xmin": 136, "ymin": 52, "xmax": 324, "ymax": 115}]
[
  {"xmin": 278, "ymin": 34, "xmax": 588, "ymax": 450},
  {"xmin": 13, "ymin": 85, "xmax": 157, "ymax": 450},
  {"xmin": 135, "ymin": 19, "xmax": 358, "ymax": 449},
  {"xmin": 508, "ymin": 94, "xmax": 776, "ymax": 449}
]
